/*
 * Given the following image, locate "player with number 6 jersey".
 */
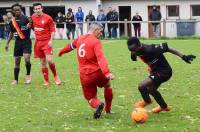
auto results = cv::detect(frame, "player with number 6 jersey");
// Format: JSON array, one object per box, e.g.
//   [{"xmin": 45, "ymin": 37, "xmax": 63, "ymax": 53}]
[{"xmin": 58, "ymin": 23, "xmax": 114, "ymax": 119}]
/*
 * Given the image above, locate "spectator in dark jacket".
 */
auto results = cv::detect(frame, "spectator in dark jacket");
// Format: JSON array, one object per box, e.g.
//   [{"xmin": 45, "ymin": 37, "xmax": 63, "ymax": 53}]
[
  {"xmin": 111, "ymin": 8, "xmax": 118, "ymax": 38},
  {"xmin": 97, "ymin": 9, "xmax": 107, "ymax": 38},
  {"xmin": 132, "ymin": 12, "xmax": 143, "ymax": 37},
  {"xmin": 75, "ymin": 7, "xmax": 84, "ymax": 36},
  {"xmin": 85, "ymin": 10, "xmax": 95, "ymax": 24},
  {"xmin": 106, "ymin": 7, "xmax": 113, "ymax": 38},
  {"xmin": 66, "ymin": 8, "xmax": 76, "ymax": 40},
  {"xmin": 55, "ymin": 12, "xmax": 65, "ymax": 39},
  {"xmin": 149, "ymin": 6, "xmax": 162, "ymax": 37},
  {"xmin": 0, "ymin": 14, "xmax": 4, "ymax": 40}
]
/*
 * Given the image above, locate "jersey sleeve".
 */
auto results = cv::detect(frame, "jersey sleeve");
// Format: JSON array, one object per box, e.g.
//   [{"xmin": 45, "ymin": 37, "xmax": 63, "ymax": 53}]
[
  {"xmin": 48, "ymin": 16, "xmax": 55, "ymax": 32},
  {"xmin": 151, "ymin": 43, "xmax": 169, "ymax": 55},
  {"xmin": 94, "ymin": 40, "xmax": 110, "ymax": 76},
  {"xmin": 59, "ymin": 38, "xmax": 78, "ymax": 55}
]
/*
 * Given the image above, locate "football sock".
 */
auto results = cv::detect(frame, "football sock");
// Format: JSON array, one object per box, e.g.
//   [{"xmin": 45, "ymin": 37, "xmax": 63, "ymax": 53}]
[
  {"xmin": 104, "ymin": 88, "xmax": 113, "ymax": 113},
  {"xmin": 49, "ymin": 63, "xmax": 57, "ymax": 77},
  {"xmin": 139, "ymin": 88, "xmax": 151, "ymax": 103},
  {"xmin": 25, "ymin": 62, "xmax": 31, "ymax": 75},
  {"xmin": 150, "ymin": 90, "xmax": 167, "ymax": 109},
  {"xmin": 14, "ymin": 68, "xmax": 20, "ymax": 82},
  {"xmin": 89, "ymin": 98, "xmax": 100, "ymax": 109},
  {"xmin": 41, "ymin": 67, "xmax": 49, "ymax": 82}
]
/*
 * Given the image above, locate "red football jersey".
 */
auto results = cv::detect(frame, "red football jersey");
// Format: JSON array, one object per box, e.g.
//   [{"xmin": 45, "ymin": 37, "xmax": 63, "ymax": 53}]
[
  {"xmin": 60, "ymin": 34, "xmax": 111, "ymax": 76},
  {"xmin": 31, "ymin": 13, "xmax": 55, "ymax": 41}
]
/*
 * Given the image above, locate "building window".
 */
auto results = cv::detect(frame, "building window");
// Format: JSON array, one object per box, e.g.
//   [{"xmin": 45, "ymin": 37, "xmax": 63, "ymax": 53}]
[
  {"xmin": 167, "ymin": 5, "xmax": 179, "ymax": 18},
  {"xmin": 191, "ymin": 5, "xmax": 200, "ymax": 16}
]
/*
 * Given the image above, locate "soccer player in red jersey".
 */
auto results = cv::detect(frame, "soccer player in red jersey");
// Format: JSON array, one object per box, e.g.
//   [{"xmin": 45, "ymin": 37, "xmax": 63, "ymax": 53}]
[
  {"xmin": 58, "ymin": 23, "xmax": 114, "ymax": 119},
  {"xmin": 31, "ymin": 3, "xmax": 61, "ymax": 86}
]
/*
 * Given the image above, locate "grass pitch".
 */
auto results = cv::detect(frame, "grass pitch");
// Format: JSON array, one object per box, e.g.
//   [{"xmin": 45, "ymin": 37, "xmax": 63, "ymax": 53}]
[{"xmin": 0, "ymin": 39, "xmax": 199, "ymax": 131}]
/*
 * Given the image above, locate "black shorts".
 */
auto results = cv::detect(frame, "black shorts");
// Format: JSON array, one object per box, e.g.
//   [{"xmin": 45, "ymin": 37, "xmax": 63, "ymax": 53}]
[
  {"xmin": 149, "ymin": 69, "xmax": 172, "ymax": 86},
  {"xmin": 14, "ymin": 39, "xmax": 32, "ymax": 57}
]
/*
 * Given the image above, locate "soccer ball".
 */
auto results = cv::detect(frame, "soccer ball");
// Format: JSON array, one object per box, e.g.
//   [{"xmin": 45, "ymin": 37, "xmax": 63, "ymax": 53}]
[{"xmin": 131, "ymin": 108, "xmax": 148, "ymax": 123}]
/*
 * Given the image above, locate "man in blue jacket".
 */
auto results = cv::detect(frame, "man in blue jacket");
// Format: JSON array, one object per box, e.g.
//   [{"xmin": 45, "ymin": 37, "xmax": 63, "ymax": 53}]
[
  {"xmin": 75, "ymin": 7, "xmax": 84, "ymax": 37},
  {"xmin": 97, "ymin": 9, "xmax": 107, "ymax": 38}
]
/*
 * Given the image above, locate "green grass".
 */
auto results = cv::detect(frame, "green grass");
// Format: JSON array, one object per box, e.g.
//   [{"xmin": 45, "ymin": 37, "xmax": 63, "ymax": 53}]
[{"xmin": 0, "ymin": 39, "xmax": 199, "ymax": 132}]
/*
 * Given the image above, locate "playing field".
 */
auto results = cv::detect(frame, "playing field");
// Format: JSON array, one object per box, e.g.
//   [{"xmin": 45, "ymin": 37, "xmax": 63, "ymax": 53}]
[{"xmin": 0, "ymin": 39, "xmax": 199, "ymax": 131}]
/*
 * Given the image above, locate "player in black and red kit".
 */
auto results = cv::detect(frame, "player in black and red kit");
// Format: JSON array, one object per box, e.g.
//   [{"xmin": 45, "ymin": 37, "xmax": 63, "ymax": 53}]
[
  {"xmin": 127, "ymin": 37, "xmax": 196, "ymax": 113},
  {"xmin": 5, "ymin": 3, "xmax": 32, "ymax": 84}
]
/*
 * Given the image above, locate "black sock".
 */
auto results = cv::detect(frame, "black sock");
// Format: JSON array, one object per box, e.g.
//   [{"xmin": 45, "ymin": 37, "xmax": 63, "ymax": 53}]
[
  {"xmin": 150, "ymin": 90, "xmax": 167, "ymax": 109},
  {"xmin": 139, "ymin": 88, "xmax": 151, "ymax": 103},
  {"xmin": 14, "ymin": 68, "xmax": 20, "ymax": 82},
  {"xmin": 26, "ymin": 62, "xmax": 31, "ymax": 75}
]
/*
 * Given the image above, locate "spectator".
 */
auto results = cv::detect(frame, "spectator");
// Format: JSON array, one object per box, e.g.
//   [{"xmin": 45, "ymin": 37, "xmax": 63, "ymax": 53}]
[
  {"xmin": 111, "ymin": 8, "xmax": 119, "ymax": 38},
  {"xmin": 75, "ymin": 7, "xmax": 84, "ymax": 37},
  {"xmin": 85, "ymin": 10, "xmax": 95, "ymax": 24},
  {"xmin": 97, "ymin": 9, "xmax": 107, "ymax": 38},
  {"xmin": 106, "ymin": 7, "xmax": 112, "ymax": 38},
  {"xmin": 66, "ymin": 8, "xmax": 76, "ymax": 40},
  {"xmin": 132, "ymin": 12, "xmax": 142, "ymax": 37},
  {"xmin": 149, "ymin": 6, "xmax": 162, "ymax": 37},
  {"xmin": 55, "ymin": 12, "xmax": 65, "ymax": 39},
  {"xmin": 0, "ymin": 14, "xmax": 4, "ymax": 40},
  {"xmin": 3, "ymin": 15, "xmax": 10, "ymax": 39},
  {"xmin": 7, "ymin": 12, "xmax": 13, "ymax": 22}
]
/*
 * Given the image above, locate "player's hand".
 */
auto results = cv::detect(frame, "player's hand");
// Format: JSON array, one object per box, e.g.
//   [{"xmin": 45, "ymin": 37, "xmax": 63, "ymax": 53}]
[
  {"xmin": 48, "ymin": 40, "xmax": 53, "ymax": 48},
  {"xmin": 5, "ymin": 45, "xmax": 9, "ymax": 52},
  {"xmin": 106, "ymin": 73, "xmax": 115, "ymax": 80},
  {"xmin": 182, "ymin": 54, "xmax": 196, "ymax": 64}
]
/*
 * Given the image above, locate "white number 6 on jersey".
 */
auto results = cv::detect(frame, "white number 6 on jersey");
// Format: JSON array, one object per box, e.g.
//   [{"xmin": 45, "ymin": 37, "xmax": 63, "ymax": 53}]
[{"xmin": 78, "ymin": 44, "xmax": 86, "ymax": 57}]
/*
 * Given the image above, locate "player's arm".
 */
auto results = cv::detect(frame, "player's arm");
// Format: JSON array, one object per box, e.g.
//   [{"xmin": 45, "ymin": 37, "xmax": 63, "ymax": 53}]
[
  {"xmin": 131, "ymin": 52, "xmax": 137, "ymax": 61},
  {"xmin": 48, "ymin": 17, "xmax": 56, "ymax": 47},
  {"xmin": 168, "ymin": 47, "xmax": 196, "ymax": 64},
  {"xmin": 94, "ymin": 41, "xmax": 114, "ymax": 80},
  {"xmin": 58, "ymin": 40, "xmax": 77, "ymax": 56},
  {"xmin": 5, "ymin": 32, "xmax": 13, "ymax": 52}
]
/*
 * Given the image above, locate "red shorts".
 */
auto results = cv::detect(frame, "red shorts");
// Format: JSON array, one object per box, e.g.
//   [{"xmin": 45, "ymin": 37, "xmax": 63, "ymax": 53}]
[
  {"xmin": 80, "ymin": 70, "xmax": 109, "ymax": 101},
  {"xmin": 34, "ymin": 39, "xmax": 53, "ymax": 58}
]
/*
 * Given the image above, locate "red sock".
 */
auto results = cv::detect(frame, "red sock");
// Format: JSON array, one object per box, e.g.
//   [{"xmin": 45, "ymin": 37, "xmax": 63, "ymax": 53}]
[
  {"xmin": 89, "ymin": 98, "xmax": 100, "ymax": 109},
  {"xmin": 41, "ymin": 67, "xmax": 49, "ymax": 82},
  {"xmin": 104, "ymin": 88, "xmax": 113, "ymax": 113},
  {"xmin": 49, "ymin": 63, "xmax": 57, "ymax": 77}
]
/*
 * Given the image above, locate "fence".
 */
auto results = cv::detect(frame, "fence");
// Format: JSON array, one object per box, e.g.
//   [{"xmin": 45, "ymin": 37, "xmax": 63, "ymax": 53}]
[{"xmin": 0, "ymin": 19, "xmax": 199, "ymax": 39}]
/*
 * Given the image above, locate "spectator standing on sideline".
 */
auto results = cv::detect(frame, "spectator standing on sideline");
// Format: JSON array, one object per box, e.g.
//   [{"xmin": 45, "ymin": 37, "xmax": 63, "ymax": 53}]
[
  {"xmin": 66, "ymin": 8, "xmax": 76, "ymax": 40},
  {"xmin": 0, "ymin": 14, "xmax": 4, "ymax": 40},
  {"xmin": 97, "ymin": 9, "xmax": 107, "ymax": 39},
  {"xmin": 149, "ymin": 6, "xmax": 162, "ymax": 37},
  {"xmin": 132, "ymin": 12, "xmax": 142, "ymax": 37},
  {"xmin": 111, "ymin": 8, "xmax": 119, "ymax": 38},
  {"xmin": 3, "ymin": 15, "xmax": 10, "ymax": 39},
  {"xmin": 85, "ymin": 10, "xmax": 95, "ymax": 24},
  {"xmin": 55, "ymin": 12, "xmax": 65, "ymax": 39},
  {"xmin": 75, "ymin": 7, "xmax": 84, "ymax": 37},
  {"xmin": 106, "ymin": 7, "xmax": 112, "ymax": 38}
]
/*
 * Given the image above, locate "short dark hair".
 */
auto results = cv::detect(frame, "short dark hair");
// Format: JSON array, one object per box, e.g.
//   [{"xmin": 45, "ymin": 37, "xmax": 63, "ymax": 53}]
[
  {"xmin": 127, "ymin": 37, "xmax": 141, "ymax": 47},
  {"xmin": 11, "ymin": 3, "xmax": 22, "ymax": 10},
  {"xmin": 33, "ymin": 3, "xmax": 42, "ymax": 8}
]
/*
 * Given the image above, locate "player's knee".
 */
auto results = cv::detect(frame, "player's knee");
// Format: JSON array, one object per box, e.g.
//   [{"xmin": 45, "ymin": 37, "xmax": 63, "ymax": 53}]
[{"xmin": 138, "ymin": 83, "xmax": 145, "ymax": 90}]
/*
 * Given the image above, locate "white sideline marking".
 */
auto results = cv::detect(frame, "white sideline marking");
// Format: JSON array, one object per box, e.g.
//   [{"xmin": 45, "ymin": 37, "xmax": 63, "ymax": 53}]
[{"xmin": 0, "ymin": 41, "xmax": 113, "ymax": 58}]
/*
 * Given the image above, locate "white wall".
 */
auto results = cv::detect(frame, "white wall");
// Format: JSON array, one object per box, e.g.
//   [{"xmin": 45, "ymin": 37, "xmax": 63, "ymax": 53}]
[{"xmin": 101, "ymin": 0, "xmax": 200, "ymax": 37}]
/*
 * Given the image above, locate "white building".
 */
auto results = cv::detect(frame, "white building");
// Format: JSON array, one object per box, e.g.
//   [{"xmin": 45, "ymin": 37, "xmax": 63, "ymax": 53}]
[{"xmin": 0, "ymin": 0, "xmax": 200, "ymax": 38}]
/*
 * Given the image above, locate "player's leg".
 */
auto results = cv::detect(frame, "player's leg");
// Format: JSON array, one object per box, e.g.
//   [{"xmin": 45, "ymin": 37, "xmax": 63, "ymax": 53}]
[
  {"xmin": 45, "ymin": 55, "xmax": 61, "ymax": 85},
  {"xmin": 134, "ymin": 77, "xmax": 153, "ymax": 107},
  {"xmin": 103, "ymin": 81, "xmax": 113, "ymax": 113},
  {"xmin": 23, "ymin": 53, "xmax": 31, "ymax": 84},
  {"xmin": 148, "ymin": 85, "xmax": 170, "ymax": 113},
  {"xmin": 40, "ymin": 58, "xmax": 49, "ymax": 86},
  {"xmin": 12, "ymin": 56, "xmax": 21, "ymax": 84}
]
